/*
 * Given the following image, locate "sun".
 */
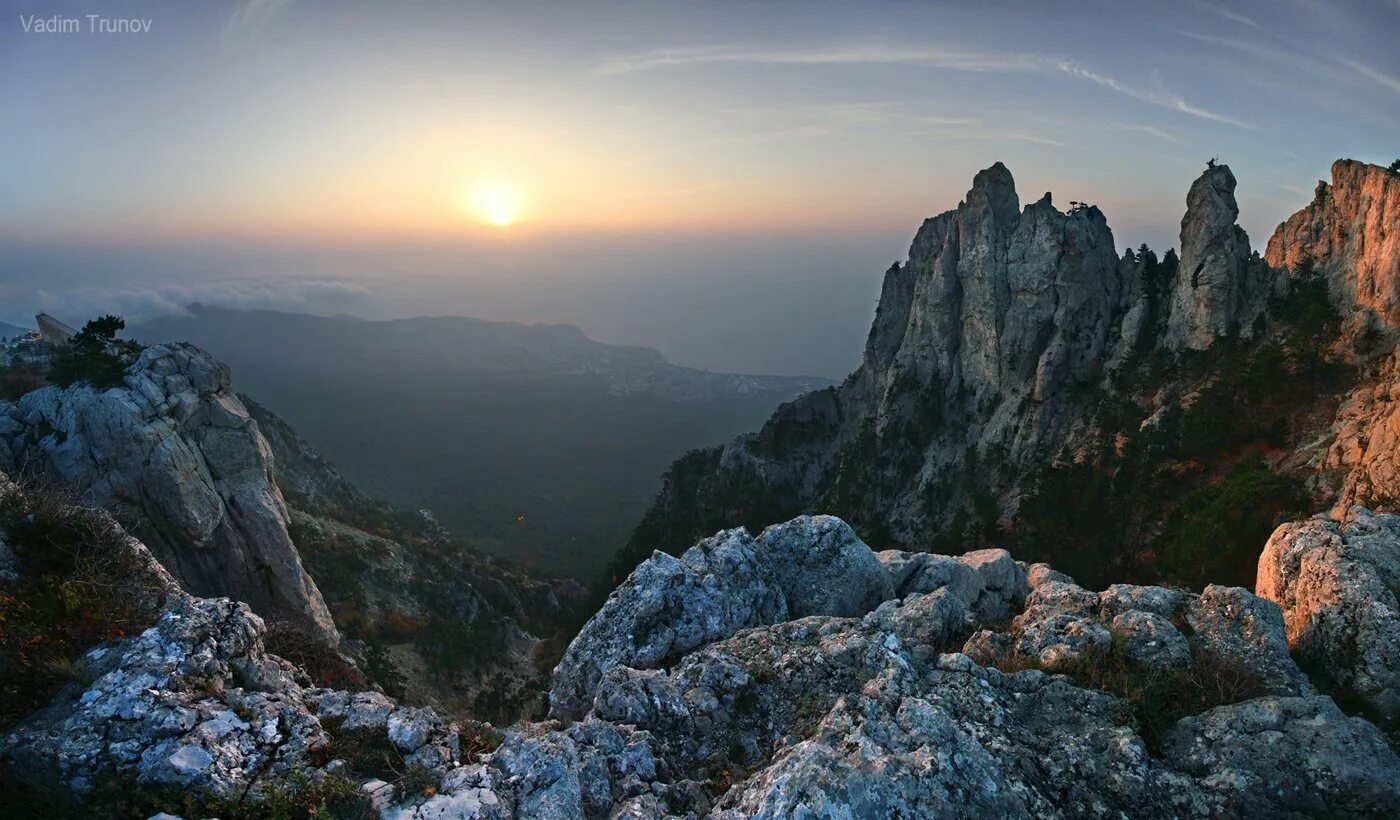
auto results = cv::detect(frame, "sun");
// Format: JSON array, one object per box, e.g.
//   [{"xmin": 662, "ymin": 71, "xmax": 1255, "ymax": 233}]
[{"xmin": 471, "ymin": 181, "xmax": 523, "ymax": 227}]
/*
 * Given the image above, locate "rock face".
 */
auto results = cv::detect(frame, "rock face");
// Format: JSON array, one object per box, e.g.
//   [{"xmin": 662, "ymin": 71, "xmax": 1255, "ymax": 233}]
[
  {"xmin": 550, "ymin": 515, "xmax": 891, "ymax": 720},
  {"xmin": 0, "ymin": 343, "xmax": 337, "ymax": 644},
  {"xmin": 1258, "ymin": 506, "xmax": 1400, "ymax": 727},
  {"xmin": 1164, "ymin": 165, "xmax": 1278, "ymax": 350},
  {"xmin": 246, "ymin": 394, "xmax": 587, "ymax": 722},
  {"xmin": 1266, "ymin": 160, "xmax": 1400, "ymax": 328},
  {"xmin": 5, "ymin": 494, "xmax": 1399, "ymax": 817},
  {"xmin": 547, "ymin": 516, "xmax": 1395, "ymax": 817},
  {"xmin": 618, "ymin": 161, "xmax": 1293, "ymax": 572}
]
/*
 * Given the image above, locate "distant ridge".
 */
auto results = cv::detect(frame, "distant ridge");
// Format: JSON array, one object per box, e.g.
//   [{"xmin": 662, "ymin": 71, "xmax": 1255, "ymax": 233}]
[
  {"xmin": 130, "ymin": 305, "xmax": 831, "ymax": 579},
  {"xmin": 0, "ymin": 320, "xmax": 32, "ymax": 338}
]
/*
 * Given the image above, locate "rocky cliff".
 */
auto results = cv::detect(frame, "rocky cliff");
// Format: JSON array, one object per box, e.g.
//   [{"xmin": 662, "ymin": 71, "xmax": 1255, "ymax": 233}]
[
  {"xmin": 4, "ymin": 476, "xmax": 1397, "ymax": 816},
  {"xmin": 245, "ymin": 396, "xmax": 588, "ymax": 721},
  {"xmin": 1164, "ymin": 165, "xmax": 1278, "ymax": 350},
  {"xmin": 0, "ymin": 342, "xmax": 587, "ymax": 724},
  {"xmin": 617, "ymin": 160, "xmax": 1395, "ymax": 589},
  {"xmin": 1266, "ymin": 159, "xmax": 1400, "ymax": 331},
  {"xmin": 0, "ymin": 343, "xmax": 338, "ymax": 645}
]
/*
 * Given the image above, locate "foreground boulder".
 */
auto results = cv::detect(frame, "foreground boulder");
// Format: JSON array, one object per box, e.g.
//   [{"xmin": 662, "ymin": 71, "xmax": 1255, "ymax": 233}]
[
  {"xmin": 5, "ymin": 507, "xmax": 1398, "ymax": 817},
  {"xmin": 0, "ymin": 343, "xmax": 336, "ymax": 644},
  {"xmin": 1258, "ymin": 506, "xmax": 1400, "ymax": 727},
  {"xmin": 550, "ymin": 515, "xmax": 892, "ymax": 719},
  {"xmin": 537, "ymin": 515, "xmax": 1399, "ymax": 817}
]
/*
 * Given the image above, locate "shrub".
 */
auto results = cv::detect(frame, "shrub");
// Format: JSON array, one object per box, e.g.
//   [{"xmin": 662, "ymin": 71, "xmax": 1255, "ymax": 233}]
[
  {"xmin": 0, "ymin": 361, "xmax": 46, "ymax": 401},
  {"xmin": 1159, "ymin": 461, "xmax": 1308, "ymax": 589},
  {"xmin": 46, "ymin": 316, "xmax": 143, "ymax": 389},
  {"xmin": 264, "ymin": 620, "xmax": 364, "ymax": 690},
  {"xmin": 994, "ymin": 639, "xmax": 1268, "ymax": 752},
  {"xmin": 0, "ymin": 480, "xmax": 168, "ymax": 729}
]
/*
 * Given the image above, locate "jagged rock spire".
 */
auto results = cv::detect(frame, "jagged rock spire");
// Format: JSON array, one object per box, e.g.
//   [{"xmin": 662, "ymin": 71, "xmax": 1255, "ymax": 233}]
[{"xmin": 1164, "ymin": 164, "xmax": 1277, "ymax": 350}]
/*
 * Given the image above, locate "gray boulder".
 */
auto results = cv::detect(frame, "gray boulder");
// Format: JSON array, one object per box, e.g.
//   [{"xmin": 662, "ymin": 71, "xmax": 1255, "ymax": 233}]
[
  {"xmin": 755, "ymin": 515, "xmax": 893, "ymax": 616},
  {"xmin": 1162, "ymin": 696, "xmax": 1400, "ymax": 817},
  {"xmin": 1257, "ymin": 507, "xmax": 1400, "ymax": 725},
  {"xmin": 0, "ymin": 343, "xmax": 336, "ymax": 644},
  {"xmin": 548, "ymin": 527, "xmax": 787, "ymax": 720}
]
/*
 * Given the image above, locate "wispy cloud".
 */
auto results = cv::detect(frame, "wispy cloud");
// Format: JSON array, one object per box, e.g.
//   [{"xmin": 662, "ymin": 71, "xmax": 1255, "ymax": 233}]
[
  {"xmin": 1192, "ymin": 0, "xmax": 1263, "ymax": 29},
  {"xmin": 34, "ymin": 279, "xmax": 372, "ymax": 325},
  {"xmin": 602, "ymin": 42, "xmax": 1250, "ymax": 131},
  {"xmin": 1344, "ymin": 59, "xmax": 1400, "ymax": 95},
  {"xmin": 1055, "ymin": 61, "xmax": 1255, "ymax": 129},
  {"xmin": 1182, "ymin": 27, "xmax": 1400, "ymax": 99},
  {"xmin": 904, "ymin": 129, "xmax": 1067, "ymax": 148},
  {"xmin": 597, "ymin": 44, "xmax": 1045, "ymax": 75},
  {"xmin": 1114, "ymin": 123, "xmax": 1185, "ymax": 143},
  {"xmin": 224, "ymin": 0, "xmax": 291, "ymax": 36}
]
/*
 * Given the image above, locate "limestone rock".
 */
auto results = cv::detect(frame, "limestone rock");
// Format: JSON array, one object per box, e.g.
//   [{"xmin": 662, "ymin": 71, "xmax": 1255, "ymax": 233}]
[
  {"xmin": 555, "ymin": 516, "xmax": 1022, "ymax": 721},
  {"xmin": 7, "ymin": 507, "xmax": 1400, "ymax": 817},
  {"xmin": 0, "ymin": 343, "xmax": 336, "ymax": 644},
  {"xmin": 1164, "ymin": 165, "xmax": 1278, "ymax": 350},
  {"xmin": 964, "ymin": 577, "xmax": 1309, "ymax": 694},
  {"xmin": 755, "ymin": 515, "xmax": 893, "ymax": 617},
  {"xmin": 1265, "ymin": 159, "xmax": 1400, "ymax": 327},
  {"xmin": 1257, "ymin": 507, "xmax": 1400, "ymax": 726},
  {"xmin": 1162, "ymin": 696, "xmax": 1400, "ymax": 817},
  {"xmin": 548, "ymin": 527, "xmax": 788, "ymax": 720}
]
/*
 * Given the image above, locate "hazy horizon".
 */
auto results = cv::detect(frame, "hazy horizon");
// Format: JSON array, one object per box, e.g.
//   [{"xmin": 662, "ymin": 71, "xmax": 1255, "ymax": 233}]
[{"xmin": 3, "ymin": 0, "xmax": 1397, "ymax": 375}]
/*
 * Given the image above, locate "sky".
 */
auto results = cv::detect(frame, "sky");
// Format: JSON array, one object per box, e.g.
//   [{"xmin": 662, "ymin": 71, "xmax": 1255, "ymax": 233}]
[{"xmin": 1, "ymin": 0, "xmax": 1397, "ymax": 376}]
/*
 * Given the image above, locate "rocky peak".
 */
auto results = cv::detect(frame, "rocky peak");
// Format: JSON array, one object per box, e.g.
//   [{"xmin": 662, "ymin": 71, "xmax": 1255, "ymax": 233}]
[
  {"xmin": 0, "ymin": 342, "xmax": 337, "ymax": 645},
  {"xmin": 1165, "ymin": 164, "xmax": 1278, "ymax": 350},
  {"xmin": 1266, "ymin": 159, "xmax": 1400, "ymax": 330},
  {"xmin": 966, "ymin": 160, "xmax": 1021, "ymax": 227}
]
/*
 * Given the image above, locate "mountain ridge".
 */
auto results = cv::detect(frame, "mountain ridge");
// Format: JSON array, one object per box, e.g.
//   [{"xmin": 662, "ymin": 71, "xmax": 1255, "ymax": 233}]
[
  {"xmin": 613, "ymin": 158, "xmax": 1399, "ymax": 589},
  {"xmin": 131, "ymin": 306, "xmax": 831, "ymax": 579}
]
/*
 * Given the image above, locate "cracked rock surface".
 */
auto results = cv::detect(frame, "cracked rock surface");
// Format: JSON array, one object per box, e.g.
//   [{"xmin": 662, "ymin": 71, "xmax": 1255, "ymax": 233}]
[{"xmin": 3, "ymin": 496, "xmax": 1397, "ymax": 817}]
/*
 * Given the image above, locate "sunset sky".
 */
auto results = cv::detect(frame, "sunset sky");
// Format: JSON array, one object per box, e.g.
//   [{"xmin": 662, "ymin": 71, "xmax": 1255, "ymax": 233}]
[{"xmin": 1, "ymin": 0, "xmax": 1397, "ymax": 374}]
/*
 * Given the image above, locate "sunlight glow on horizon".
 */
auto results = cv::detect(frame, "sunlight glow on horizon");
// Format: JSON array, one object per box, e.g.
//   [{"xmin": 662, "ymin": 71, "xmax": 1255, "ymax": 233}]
[
  {"xmin": 468, "ymin": 181, "xmax": 526, "ymax": 228},
  {"xmin": 2, "ymin": 1, "xmax": 1396, "ymax": 252}
]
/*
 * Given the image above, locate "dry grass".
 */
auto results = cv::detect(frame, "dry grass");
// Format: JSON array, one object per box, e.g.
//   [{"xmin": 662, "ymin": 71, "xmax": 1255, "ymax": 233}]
[{"xmin": 0, "ymin": 478, "xmax": 169, "ymax": 729}]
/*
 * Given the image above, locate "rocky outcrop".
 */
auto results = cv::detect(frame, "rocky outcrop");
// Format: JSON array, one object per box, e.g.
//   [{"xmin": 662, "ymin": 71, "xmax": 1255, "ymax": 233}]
[
  {"xmin": 246, "ymin": 394, "xmax": 587, "ymax": 722},
  {"xmin": 5, "ymin": 500, "xmax": 1398, "ymax": 817},
  {"xmin": 551, "ymin": 515, "xmax": 1396, "ymax": 817},
  {"xmin": 1164, "ymin": 165, "xmax": 1279, "ymax": 350},
  {"xmin": 1258, "ymin": 506, "xmax": 1400, "ymax": 727},
  {"xmin": 615, "ymin": 160, "xmax": 1321, "ymax": 579},
  {"xmin": 0, "ymin": 343, "xmax": 336, "ymax": 644},
  {"xmin": 2, "ymin": 594, "xmax": 456, "ymax": 800},
  {"xmin": 1266, "ymin": 160, "xmax": 1400, "ymax": 329},
  {"xmin": 550, "ymin": 515, "xmax": 890, "ymax": 720}
]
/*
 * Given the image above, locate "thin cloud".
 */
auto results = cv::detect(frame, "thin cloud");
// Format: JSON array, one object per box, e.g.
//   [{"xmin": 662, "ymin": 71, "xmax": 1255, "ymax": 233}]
[
  {"xmin": 1055, "ymin": 61, "xmax": 1255, "ymax": 129},
  {"xmin": 1182, "ymin": 28, "xmax": 1400, "ymax": 98},
  {"xmin": 918, "ymin": 116, "xmax": 983, "ymax": 127},
  {"xmin": 1344, "ymin": 59, "xmax": 1400, "ymax": 95},
  {"xmin": 906, "ymin": 129, "xmax": 1067, "ymax": 148},
  {"xmin": 602, "ymin": 42, "xmax": 1251, "ymax": 130},
  {"xmin": 1116, "ymin": 123, "xmax": 1185, "ymax": 144},
  {"xmin": 225, "ymin": 0, "xmax": 291, "ymax": 36},
  {"xmin": 1192, "ymin": 0, "xmax": 1264, "ymax": 29},
  {"xmin": 597, "ymin": 44, "xmax": 1046, "ymax": 75}
]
